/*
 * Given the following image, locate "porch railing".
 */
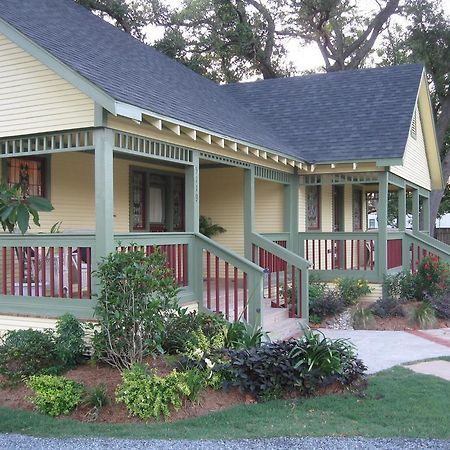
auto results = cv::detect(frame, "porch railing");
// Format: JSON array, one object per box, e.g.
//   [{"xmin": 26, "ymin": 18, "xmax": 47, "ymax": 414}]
[
  {"xmin": 0, "ymin": 232, "xmax": 265, "ymax": 327},
  {"xmin": 251, "ymin": 232, "xmax": 309, "ymax": 320}
]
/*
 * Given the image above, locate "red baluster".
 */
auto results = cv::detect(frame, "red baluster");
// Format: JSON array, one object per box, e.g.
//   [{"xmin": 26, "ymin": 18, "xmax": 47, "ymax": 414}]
[
  {"xmin": 41, "ymin": 247, "xmax": 46, "ymax": 297},
  {"xmin": 225, "ymin": 262, "xmax": 229, "ymax": 320},
  {"xmin": 26, "ymin": 247, "xmax": 32, "ymax": 296},
  {"xmin": 49, "ymin": 248, "xmax": 55, "ymax": 297},
  {"xmin": 10, "ymin": 248, "xmax": 15, "ymax": 295},
  {"xmin": 243, "ymin": 272, "xmax": 248, "ymax": 321},
  {"xmin": 86, "ymin": 248, "xmax": 92, "ymax": 299},
  {"xmin": 177, "ymin": 244, "xmax": 182, "ymax": 285},
  {"xmin": 183, "ymin": 244, "xmax": 188, "ymax": 286},
  {"xmin": 18, "ymin": 247, "xmax": 24, "ymax": 296},
  {"xmin": 215, "ymin": 255, "xmax": 220, "ymax": 314},
  {"xmin": 77, "ymin": 247, "xmax": 82, "ymax": 299},
  {"xmin": 233, "ymin": 267, "xmax": 238, "ymax": 322},
  {"xmin": 68, "ymin": 247, "xmax": 73, "ymax": 298},
  {"xmin": 34, "ymin": 247, "xmax": 39, "ymax": 296},
  {"xmin": 291, "ymin": 265, "xmax": 296, "ymax": 318},
  {"xmin": 58, "ymin": 247, "xmax": 64, "ymax": 298},
  {"xmin": 2, "ymin": 247, "xmax": 6, "ymax": 295}
]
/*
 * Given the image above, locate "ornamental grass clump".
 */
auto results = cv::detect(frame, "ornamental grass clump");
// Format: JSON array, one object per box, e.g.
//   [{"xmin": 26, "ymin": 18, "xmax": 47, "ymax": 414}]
[{"xmin": 92, "ymin": 248, "xmax": 180, "ymax": 370}]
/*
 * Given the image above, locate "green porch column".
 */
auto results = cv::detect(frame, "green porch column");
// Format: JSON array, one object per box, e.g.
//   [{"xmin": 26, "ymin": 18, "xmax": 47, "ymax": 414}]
[
  {"xmin": 284, "ymin": 172, "xmax": 300, "ymax": 254},
  {"xmin": 377, "ymin": 171, "xmax": 388, "ymax": 278},
  {"xmin": 94, "ymin": 128, "xmax": 115, "ymax": 263},
  {"xmin": 412, "ymin": 188, "xmax": 420, "ymax": 234},
  {"xmin": 185, "ymin": 151, "xmax": 202, "ymax": 302},
  {"xmin": 421, "ymin": 195, "xmax": 430, "ymax": 233},
  {"xmin": 398, "ymin": 186, "xmax": 407, "ymax": 231},
  {"xmin": 244, "ymin": 166, "xmax": 256, "ymax": 260},
  {"xmin": 185, "ymin": 151, "xmax": 200, "ymax": 233}
]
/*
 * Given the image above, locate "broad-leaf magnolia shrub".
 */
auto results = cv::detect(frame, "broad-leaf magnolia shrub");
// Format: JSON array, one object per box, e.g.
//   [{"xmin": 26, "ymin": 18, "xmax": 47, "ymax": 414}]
[
  {"xmin": 92, "ymin": 248, "xmax": 180, "ymax": 370},
  {"xmin": 26, "ymin": 375, "xmax": 84, "ymax": 416}
]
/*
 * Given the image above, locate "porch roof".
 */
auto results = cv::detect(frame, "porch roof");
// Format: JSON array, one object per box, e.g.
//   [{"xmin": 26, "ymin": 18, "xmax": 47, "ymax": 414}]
[{"xmin": 0, "ymin": 0, "xmax": 427, "ymax": 165}]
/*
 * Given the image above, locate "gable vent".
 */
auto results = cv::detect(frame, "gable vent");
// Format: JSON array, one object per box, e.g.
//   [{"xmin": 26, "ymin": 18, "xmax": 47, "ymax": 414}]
[{"xmin": 410, "ymin": 110, "xmax": 417, "ymax": 140}]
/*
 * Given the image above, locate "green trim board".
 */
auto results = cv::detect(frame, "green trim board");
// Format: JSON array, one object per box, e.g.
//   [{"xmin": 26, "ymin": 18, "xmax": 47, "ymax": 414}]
[{"xmin": 0, "ymin": 17, "xmax": 116, "ymax": 114}]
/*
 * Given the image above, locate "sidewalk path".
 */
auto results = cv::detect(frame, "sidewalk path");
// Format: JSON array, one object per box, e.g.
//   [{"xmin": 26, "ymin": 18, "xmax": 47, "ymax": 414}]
[{"xmin": 319, "ymin": 328, "xmax": 450, "ymax": 374}]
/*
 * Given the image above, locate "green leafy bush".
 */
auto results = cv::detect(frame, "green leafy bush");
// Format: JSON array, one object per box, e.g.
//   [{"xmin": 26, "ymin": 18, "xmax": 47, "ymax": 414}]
[
  {"xmin": 0, "ymin": 329, "xmax": 58, "ymax": 382},
  {"xmin": 92, "ymin": 248, "xmax": 180, "ymax": 369},
  {"xmin": 223, "ymin": 321, "xmax": 264, "ymax": 349},
  {"xmin": 25, "ymin": 375, "xmax": 84, "ymax": 416},
  {"xmin": 116, "ymin": 364, "xmax": 204, "ymax": 419},
  {"xmin": 309, "ymin": 288, "xmax": 345, "ymax": 320},
  {"xmin": 162, "ymin": 309, "xmax": 202, "ymax": 354},
  {"xmin": 383, "ymin": 271, "xmax": 416, "ymax": 301},
  {"xmin": 309, "ymin": 274, "xmax": 326, "ymax": 303},
  {"xmin": 55, "ymin": 314, "xmax": 85, "ymax": 368},
  {"xmin": 415, "ymin": 256, "xmax": 450, "ymax": 300},
  {"xmin": 335, "ymin": 277, "xmax": 371, "ymax": 306},
  {"xmin": 371, "ymin": 297, "xmax": 405, "ymax": 318}
]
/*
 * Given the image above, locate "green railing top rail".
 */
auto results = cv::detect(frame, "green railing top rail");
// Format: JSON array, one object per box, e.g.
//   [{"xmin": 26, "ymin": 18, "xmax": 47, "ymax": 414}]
[
  {"xmin": 407, "ymin": 230, "xmax": 450, "ymax": 260},
  {"xmin": 114, "ymin": 232, "xmax": 193, "ymax": 246},
  {"xmin": 299, "ymin": 231, "xmax": 379, "ymax": 241},
  {"xmin": 0, "ymin": 233, "xmax": 96, "ymax": 246},
  {"xmin": 252, "ymin": 232, "xmax": 310, "ymax": 270},
  {"xmin": 195, "ymin": 233, "xmax": 264, "ymax": 276}
]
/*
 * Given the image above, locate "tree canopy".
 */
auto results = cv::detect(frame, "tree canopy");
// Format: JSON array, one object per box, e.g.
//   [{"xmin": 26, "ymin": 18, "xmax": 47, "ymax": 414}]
[{"xmin": 75, "ymin": 0, "xmax": 450, "ymax": 229}]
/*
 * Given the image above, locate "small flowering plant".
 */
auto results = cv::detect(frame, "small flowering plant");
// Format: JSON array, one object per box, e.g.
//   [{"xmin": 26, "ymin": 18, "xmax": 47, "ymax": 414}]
[{"xmin": 415, "ymin": 255, "xmax": 450, "ymax": 300}]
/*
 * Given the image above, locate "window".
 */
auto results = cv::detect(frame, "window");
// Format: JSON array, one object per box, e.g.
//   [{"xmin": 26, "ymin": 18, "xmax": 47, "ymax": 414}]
[
  {"xmin": 306, "ymin": 185, "xmax": 320, "ymax": 230},
  {"xmin": 131, "ymin": 171, "xmax": 146, "ymax": 230},
  {"xmin": 7, "ymin": 157, "xmax": 46, "ymax": 197},
  {"xmin": 353, "ymin": 188, "xmax": 363, "ymax": 230}
]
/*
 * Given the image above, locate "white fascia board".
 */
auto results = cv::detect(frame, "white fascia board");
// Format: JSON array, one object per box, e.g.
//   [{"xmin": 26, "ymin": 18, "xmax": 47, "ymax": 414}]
[{"xmin": 0, "ymin": 17, "xmax": 116, "ymax": 115}]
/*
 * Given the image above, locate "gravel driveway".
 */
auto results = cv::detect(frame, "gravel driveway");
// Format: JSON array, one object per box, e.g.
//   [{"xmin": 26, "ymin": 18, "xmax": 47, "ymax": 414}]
[{"xmin": 1, "ymin": 435, "xmax": 449, "ymax": 450}]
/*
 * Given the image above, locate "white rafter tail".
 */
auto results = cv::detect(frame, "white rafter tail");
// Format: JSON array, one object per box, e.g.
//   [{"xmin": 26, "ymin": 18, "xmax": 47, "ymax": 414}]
[
  {"xmin": 260, "ymin": 151, "xmax": 267, "ymax": 159},
  {"xmin": 146, "ymin": 117, "xmax": 162, "ymax": 130},
  {"xmin": 280, "ymin": 157, "xmax": 287, "ymax": 165},
  {"xmin": 240, "ymin": 145, "xmax": 249, "ymax": 154},
  {"xmin": 226, "ymin": 141, "xmax": 238, "ymax": 151},
  {"xmin": 198, "ymin": 132, "xmax": 212, "ymax": 144},
  {"xmin": 213, "ymin": 137, "xmax": 225, "ymax": 148},
  {"xmin": 331, "ymin": 163, "xmax": 336, "ymax": 169},
  {"xmin": 166, "ymin": 123, "xmax": 181, "ymax": 135},
  {"xmin": 353, "ymin": 162, "xmax": 358, "ymax": 170},
  {"xmin": 132, "ymin": 119, "xmax": 141, "ymax": 125},
  {"xmin": 250, "ymin": 148, "xmax": 260, "ymax": 158},
  {"xmin": 310, "ymin": 164, "xmax": 316, "ymax": 172},
  {"xmin": 183, "ymin": 128, "xmax": 197, "ymax": 140},
  {"xmin": 288, "ymin": 160, "xmax": 296, "ymax": 167},
  {"xmin": 269, "ymin": 153, "xmax": 279, "ymax": 162}
]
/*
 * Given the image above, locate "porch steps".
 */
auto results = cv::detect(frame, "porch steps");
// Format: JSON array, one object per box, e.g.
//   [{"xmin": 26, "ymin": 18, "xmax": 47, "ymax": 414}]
[{"xmin": 262, "ymin": 300, "xmax": 305, "ymax": 341}]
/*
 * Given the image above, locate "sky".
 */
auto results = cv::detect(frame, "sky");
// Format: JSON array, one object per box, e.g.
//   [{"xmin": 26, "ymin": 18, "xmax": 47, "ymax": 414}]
[{"xmin": 144, "ymin": 0, "xmax": 450, "ymax": 74}]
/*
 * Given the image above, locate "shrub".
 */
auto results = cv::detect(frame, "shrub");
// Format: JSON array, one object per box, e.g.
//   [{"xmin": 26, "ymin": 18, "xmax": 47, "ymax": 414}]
[
  {"xmin": 116, "ymin": 364, "xmax": 204, "ymax": 419},
  {"xmin": 92, "ymin": 248, "xmax": 180, "ymax": 370},
  {"xmin": 309, "ymin": 274, "xmax": 326, "ymax": 304},
  {"xmin": 415, "ymin": 256, "xmax": 450, "ymax": 300},
  {"xmin": 0, "ymin": 329, "xmax": 58, "ymax": 382},
  {"xmin": 224, "ymin": 340, "xmax": 299, "ymax": 399},
  {"xmin": 309, "ymin": 288, "xmax": 345, "ymax": 320},
  {"xmin": 426, "ymin": 289, "xmax": 450, "ymax": 319},
  {"xmin": 383, "ymin": 271, "xmax": 416, "ymax": 301},
  {"xmin": 335, "ymin": 277, "xmax": 371, "ymax": 306},
  {"xmin": 162, "ymin": 309, "xmax": 202, "ymax": 354},
  {"xmin": 55, "ymin": 314, "xmax": 85, "ymax": 368},
  {"xmin": 26, "ymin": 375, "xmax": 84, "ymax": 416},
  {"xmin": 371, "ymin": 296, "xmax": 405, "ymax": 318},
  {"xmin": 411, "ymin": 302, "xmax": 436, "ymax": 329},
  {"xmin": 352, "ymin": 306, "xmax": 375, "ymax": 329},
  {"xmin": 223, "ymin": 321, "xmax": 264, "ymax": 349}
]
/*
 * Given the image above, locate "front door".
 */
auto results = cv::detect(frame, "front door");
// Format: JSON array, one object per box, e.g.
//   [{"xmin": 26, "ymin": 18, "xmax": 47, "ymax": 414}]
[{"xmin": 131, "ymin": 170, "xmax": 185, "ymax": 232}]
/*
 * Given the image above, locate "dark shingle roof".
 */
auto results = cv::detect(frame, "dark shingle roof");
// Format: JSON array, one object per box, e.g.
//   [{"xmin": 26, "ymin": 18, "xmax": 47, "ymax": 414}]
[
  {"xmin": 221, "ymin": 64, "xmax": 423, "ymax": 162},
  {"xmin": 0, "ymin": 0, "xmax": 423, "ymax": 163}
]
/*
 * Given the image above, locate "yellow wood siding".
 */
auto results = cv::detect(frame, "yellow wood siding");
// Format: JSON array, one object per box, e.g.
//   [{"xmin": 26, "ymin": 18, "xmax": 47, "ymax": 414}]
[
  {"xmin": 298, "ymin": 185, "xmax": 306, "ymax": 232},
  {"xmin": 0, "ymin": 33, "xmax": 95, "ymax": 137},
  {"xmin": 200, "ymin": 168, "xmax": 285, "ymax": 256},
  {"xmin": 321, "ymin": 184, "xmax": 333, "ymax": 232},
  {"xmin": 391, "ymin": 107, "xmax": 431, "ymax": 190}
]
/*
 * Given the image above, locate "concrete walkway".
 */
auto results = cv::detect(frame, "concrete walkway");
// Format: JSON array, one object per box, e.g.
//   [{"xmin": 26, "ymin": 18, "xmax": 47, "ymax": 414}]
[{"xmin": 319, "ymin": 328, "xmax": 450, "ymax": 374}]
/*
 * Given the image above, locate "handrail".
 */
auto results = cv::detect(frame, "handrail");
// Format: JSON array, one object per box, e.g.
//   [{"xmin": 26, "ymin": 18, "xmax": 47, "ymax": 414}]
[
  {"xmin": 0, "ymin": 233, "xmax": 96, "ymax": 246},
  {"xmin": 114, "ymin": 232, "xmax": 193, "ymax": 246},
  {"xmin": 299, "ymin": 231, "xmax": 379, "ymax": 241},
  {"xmin": 406, "ymin": 230, "xmax": 450, "ymax": 260},
  {"xmin": 252, "ymin": 232, "xmax": 310, "ymax": 270},
  {"xmin": 195, "ymin": 233, "xmax": 264, "ymax": 275}
]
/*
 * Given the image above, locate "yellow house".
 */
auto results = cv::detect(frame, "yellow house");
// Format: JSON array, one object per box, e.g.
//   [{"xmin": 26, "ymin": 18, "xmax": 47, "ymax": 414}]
[{"xmin": 0, "ymin": 0, "xmax": 447, "ymax": 338}]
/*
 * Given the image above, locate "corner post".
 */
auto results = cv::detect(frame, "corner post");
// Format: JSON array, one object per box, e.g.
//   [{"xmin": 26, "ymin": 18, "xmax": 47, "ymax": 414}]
[
  {"xmin": 185, "ymin": 151, "xmax": 202, "ymax": 302},
  {"xmin": 377, "ymin": 171, "xmax": 388, "ymax": 279},
  {"xmin": 421, "ymin": 194, "xmax": 430, "ymax": 234},
  {"xmin": 94, "ymin": 128, "xmax": 115, "ymax": 264},
  {"xmin": 284, "ymin": 171, "xmax": 300, "ymax": 254},
  {"xmin": 244, "ymin": 166, "xmax": 256, "ymax": 260},
  {"xmin": 398, "ymin": 186, "xmax": 407, "ymax": 231}
]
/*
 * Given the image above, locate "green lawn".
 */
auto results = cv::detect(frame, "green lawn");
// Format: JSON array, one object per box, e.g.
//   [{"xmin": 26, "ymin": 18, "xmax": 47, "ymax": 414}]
[{"xmin": 1, "ymin": 366, "xmax": 449, "ymax": 440}]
